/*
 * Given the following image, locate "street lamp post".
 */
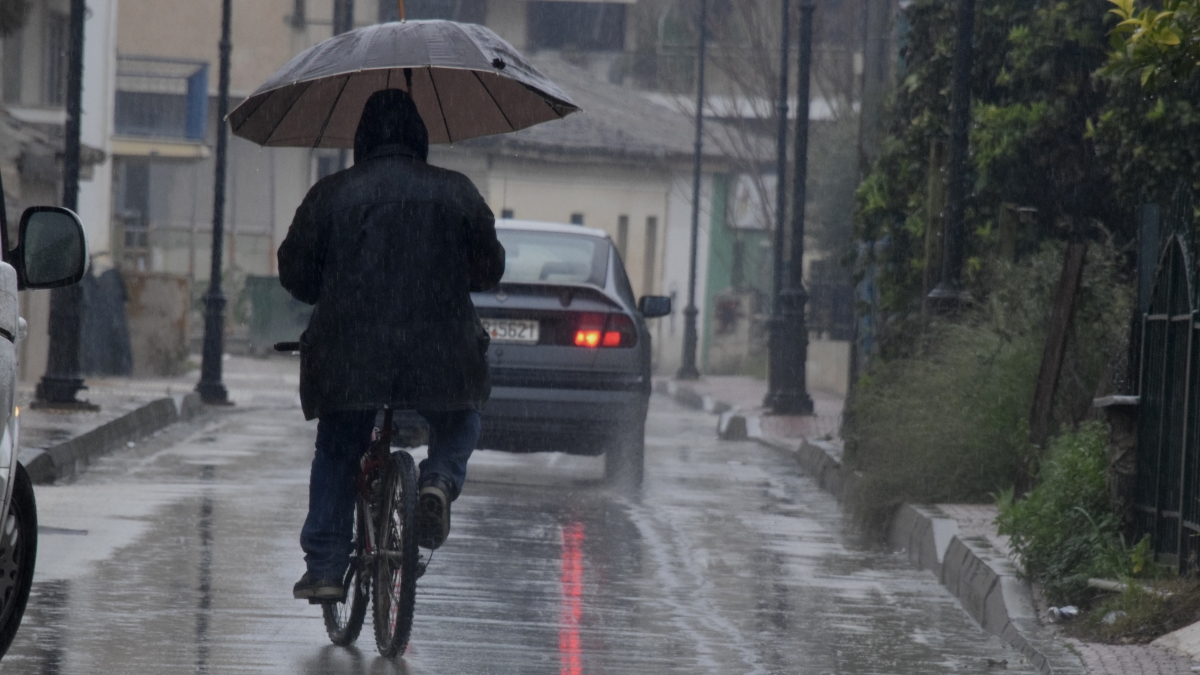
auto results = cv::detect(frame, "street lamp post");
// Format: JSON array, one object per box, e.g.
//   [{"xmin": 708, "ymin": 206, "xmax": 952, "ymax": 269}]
[
  {"xmin": 677, "ymin": 0, "xmax": 709, "ymax": 381},
  {"xmin": 34, "ymin": 0, "xmax": 94, "ymax": 410},
  {"xmin": 928, "ymin": 0, "xmax": 975, "ymax": 308},
  {"xmin": 764, "ymin": 0, "xmax": 792, "ymax": 410},
  {"xmin": 766, "ymin": 0, "xmax": 816, "ymax": 415},
  {"xmin": 196, "ymin": 0, "xmax": 233, "ymax": 404}
]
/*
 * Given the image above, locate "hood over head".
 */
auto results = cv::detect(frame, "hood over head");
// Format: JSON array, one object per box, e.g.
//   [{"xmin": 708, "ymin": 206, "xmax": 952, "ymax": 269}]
[{"xmin": 354, "ymin": 88, "xmax": 429, "ymax": 164}]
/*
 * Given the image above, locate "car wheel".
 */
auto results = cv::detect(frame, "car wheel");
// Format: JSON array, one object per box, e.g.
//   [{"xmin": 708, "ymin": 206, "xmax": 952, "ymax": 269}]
[
  {"xmin": 605, "ymin": 414, "xmax": 645, "ymax": 488},
  {"xmin": 0, "ymin": 463, "xmax": 36, "ymax": 659}
]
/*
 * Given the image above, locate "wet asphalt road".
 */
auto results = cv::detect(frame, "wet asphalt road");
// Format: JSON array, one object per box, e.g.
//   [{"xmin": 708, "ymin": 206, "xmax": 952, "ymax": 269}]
[{"xmin": 4, "ymin": 379, "xmax": 1035, "ymax": 674}]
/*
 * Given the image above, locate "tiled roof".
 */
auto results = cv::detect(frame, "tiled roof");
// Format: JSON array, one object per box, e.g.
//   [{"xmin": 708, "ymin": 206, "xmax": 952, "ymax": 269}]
[{"xmin": 461, "ymin": 56, "xmax": 774, "ymax": 165}]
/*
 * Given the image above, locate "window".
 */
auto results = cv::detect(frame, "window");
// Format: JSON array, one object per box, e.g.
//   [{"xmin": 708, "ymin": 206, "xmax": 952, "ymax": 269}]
[
  {"xmin": 570, "ymin": 213, "xmax": 584, "ymax": 226},
  {"xmin": 643, "ymin": 216, "xmax": 658, "ymax": 295},
  {"xmin": 115, "ymin": 56, "xmax": 209, "ymax": 140},
  {"xmin": 291, "ymin": 0, "xmax": 306, "ymax": 29},
  {"xmin": 379, "ymin": 0, "xmax": 485, "ymax": 22},
  {"xmin": 527, "ymin": 2, "xmax": 626, "ymax": 51},
  {"xmin": 117, "ymin": 161, "xmax": 151, "ymax": 269},
  {"xmin": 3, "ymin": 34, "xmax": 22, "ymax": 105},
  {"xmin": 616, "ymin": 215, "xmax": 629, "ymax": 260},
  {"xmin": 500, "ymin": 208, "xmax": 514, "ymax": 219},
  {"xmin": 44, "ymin": 12, "xmax": 67, "ymax": 106},
  {"xmin": 497, "ymin": 230, "xmax": 609, "ymax": 287}
]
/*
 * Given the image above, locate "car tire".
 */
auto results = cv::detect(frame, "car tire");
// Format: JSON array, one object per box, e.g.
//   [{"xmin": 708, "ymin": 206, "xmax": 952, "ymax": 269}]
[
  {"xmin": 0, "ymin": 463, "xmax": 36, "ymax": 659},
  {"xmin": 605, "ymin": 413, "xmax": 645, "ymax": 488}
]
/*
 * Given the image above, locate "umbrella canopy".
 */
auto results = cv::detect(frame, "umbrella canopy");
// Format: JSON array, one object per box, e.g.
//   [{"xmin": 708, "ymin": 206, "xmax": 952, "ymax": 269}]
[{"xmin": 229, "ymin": 20, "xmax": 581, "ymax": 148}]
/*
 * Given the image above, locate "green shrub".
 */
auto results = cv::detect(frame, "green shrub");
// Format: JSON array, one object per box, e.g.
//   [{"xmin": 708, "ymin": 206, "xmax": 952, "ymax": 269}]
[
  {"xmin": 996, "ymin": 422, "xmax": 1149, "ymax": 603},
  {"xmin": 843, "ymin": 240, "xmax": 1130, "ymax": 533}
]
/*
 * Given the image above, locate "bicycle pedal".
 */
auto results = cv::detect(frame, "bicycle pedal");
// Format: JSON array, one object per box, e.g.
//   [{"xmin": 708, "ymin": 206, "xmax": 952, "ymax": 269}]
[
  {"xmin": 308, "ymin": 596, "xmax": 345, "ymax": 605},
  {"xmin": 416, "ymin": 561, "xmax": 427, "ymax": 579}
]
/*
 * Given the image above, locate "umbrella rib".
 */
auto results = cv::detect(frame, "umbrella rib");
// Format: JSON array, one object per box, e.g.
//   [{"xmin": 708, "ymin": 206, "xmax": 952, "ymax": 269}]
[
  {"xmin": 312, "ymin": 74, "xmax": 353, "ymax": 149},
  {"xmin": 427, "ymin": 67, "xmax": 453, "ymax": 143},
  {"xmin": 471, "ymin": 71, "xmax": 515, "ymax": 132},
  {"xmin": 263, "ymin": 80, "xmax": 315, "ymax": 146},
  {"xmin": 229, "ymin": 86, "xmax": 276, "ymax": 133}
]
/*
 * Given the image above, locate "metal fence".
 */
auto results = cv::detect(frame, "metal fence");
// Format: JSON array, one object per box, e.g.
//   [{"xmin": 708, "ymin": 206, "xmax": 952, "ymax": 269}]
[{"xmin": 1135, "ymin": 186, "xmax": 1200, "ymax": 571}]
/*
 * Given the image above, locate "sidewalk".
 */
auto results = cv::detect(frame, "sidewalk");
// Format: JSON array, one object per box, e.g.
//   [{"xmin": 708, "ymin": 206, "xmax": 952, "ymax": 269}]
[
  {"xmin": 16, "ymin": 355, "xmax": 302, "ymax": 483},
  {"xmin": 658, "ymin": 375, "xmax": 1198, "ymax": 675}
]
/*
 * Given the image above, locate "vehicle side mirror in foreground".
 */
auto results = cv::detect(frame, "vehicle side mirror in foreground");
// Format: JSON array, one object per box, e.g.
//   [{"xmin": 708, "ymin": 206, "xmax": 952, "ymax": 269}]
[
  {"xmin": 16, "ymin": 207, "xmax": 88, "ymax": 290},
  {"xmin": 638, "ymin": 295, "xmax": 672, "ymax": 318}
]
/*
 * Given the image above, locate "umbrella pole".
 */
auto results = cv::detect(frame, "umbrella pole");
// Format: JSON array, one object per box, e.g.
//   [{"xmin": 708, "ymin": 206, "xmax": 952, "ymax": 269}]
[{"xmin": 398, "ymin": 0, "xmax": 405, "ymax": 21}]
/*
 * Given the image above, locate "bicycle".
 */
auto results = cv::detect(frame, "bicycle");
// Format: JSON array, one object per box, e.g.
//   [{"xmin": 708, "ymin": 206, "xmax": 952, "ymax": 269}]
[{"xmin": 276, "ymin": 341, "xmax": 425, "ymax": 657}]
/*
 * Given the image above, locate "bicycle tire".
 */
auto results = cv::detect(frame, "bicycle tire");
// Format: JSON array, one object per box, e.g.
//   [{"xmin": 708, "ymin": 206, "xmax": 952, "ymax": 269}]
[
  {"xmin": 0, "ymin": 463, "xmax": 36, "ymax": 659},
  {"xmin": 373, "ymin": 450, "xmax": 419, "ymax": 657},
  {"xmin": 322, "ymin": 497, "xmax": 370, "ymax": 645}
]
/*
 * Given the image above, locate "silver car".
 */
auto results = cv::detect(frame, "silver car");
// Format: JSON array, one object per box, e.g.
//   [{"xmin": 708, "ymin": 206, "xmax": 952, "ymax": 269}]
[
  {"xmin": 0, "ymin": 202, "xmax": 90, "ymax": 659},
  {"xmin": 471, "ymin": 220, "xmax": 671, "ymax": 485}
]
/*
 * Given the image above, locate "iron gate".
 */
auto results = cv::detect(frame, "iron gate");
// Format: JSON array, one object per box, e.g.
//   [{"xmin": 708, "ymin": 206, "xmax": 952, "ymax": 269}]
[{"xmin": 1135, "ymin": 235, "xmax": 1200, "ymax": 569}]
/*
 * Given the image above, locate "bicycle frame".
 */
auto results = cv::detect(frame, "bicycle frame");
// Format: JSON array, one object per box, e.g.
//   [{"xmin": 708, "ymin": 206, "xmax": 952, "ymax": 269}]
[{"xmin": 355, "ymin": 409, "xmax": 396, "ymax": 566}]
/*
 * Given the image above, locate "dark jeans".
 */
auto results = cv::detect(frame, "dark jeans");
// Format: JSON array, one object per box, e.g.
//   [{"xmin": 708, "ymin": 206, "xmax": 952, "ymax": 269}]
[{"xmin": 300, "ymin": 408, "xmax": 480, "ymax": 580}]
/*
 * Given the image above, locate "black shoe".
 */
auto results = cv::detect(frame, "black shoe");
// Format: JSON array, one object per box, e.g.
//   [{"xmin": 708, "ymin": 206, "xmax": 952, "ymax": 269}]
[
  {"xmin": 418, "ymin": 474, "xmax": 453, "ymax": 550},
  {"xmin": 293, "ymin": 571, "xmax": 343, "ymax": 601}
]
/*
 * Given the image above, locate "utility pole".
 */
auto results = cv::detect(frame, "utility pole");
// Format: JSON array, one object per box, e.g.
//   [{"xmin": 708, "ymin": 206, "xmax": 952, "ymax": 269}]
[
  {"xmin": 765, "ymin": 0, "xmax": 792, "ymax": 409},
  {"xmin": 677, "ymin": 0, "xmax": 709, "ymax": 381},
  {"xmin": 767, "ymin": 1, "xmax": 816, "ymax": 415},
  {"xmin": 928, "ymin": 0, "xmax": 975, "ymax": 308},
  {"xmin": 196, "ymin": 0, "xmax": 233, "ymax": 404},
  {"xmin": 34, "ymin": 0, "xmax": 94, "ymax": 410}
]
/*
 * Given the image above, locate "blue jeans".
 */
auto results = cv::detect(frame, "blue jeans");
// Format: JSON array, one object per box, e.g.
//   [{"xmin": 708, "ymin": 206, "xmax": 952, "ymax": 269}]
[{"xmin": 300, "ymin": 408, "xmax": 480, "ymax": 580}]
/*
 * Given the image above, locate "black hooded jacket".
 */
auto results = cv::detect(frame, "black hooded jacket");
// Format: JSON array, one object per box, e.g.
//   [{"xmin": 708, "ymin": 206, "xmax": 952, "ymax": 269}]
[{"xmin": 278, "ymin": 89, "xmax": 505, "ymax": 420}]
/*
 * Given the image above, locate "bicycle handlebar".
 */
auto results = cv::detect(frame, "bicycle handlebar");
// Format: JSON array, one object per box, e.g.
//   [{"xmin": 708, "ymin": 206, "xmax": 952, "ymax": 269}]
[{"xmin": 274, "ymin": 342, "xmax": 301, "ymax": 353}]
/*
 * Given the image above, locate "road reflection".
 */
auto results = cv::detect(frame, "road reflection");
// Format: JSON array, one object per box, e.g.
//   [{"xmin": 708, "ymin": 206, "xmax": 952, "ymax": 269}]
[{"xmin": 559, "ymin": 522, "xmax": 583, "ymax": 675}]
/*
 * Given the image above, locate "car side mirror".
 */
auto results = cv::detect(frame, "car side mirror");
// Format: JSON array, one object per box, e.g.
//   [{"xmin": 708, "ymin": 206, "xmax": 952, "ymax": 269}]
[
  {"xmin": 15, "ymin": 207, "xmax": 88, "ymax": 290},
  {"xmin": 638, "ymin": 295, "xmax": 672, "ymax": 318}
]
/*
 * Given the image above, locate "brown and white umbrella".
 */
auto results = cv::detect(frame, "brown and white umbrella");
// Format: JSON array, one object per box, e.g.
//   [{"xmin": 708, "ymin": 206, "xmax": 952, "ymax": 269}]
[{"xmin": 228, "ymin": 20, "xmax": 581, "ymax": 148}]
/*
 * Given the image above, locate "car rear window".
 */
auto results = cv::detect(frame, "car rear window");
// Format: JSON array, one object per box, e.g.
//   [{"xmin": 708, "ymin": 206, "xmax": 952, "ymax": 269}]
[{"xmin": 497, "ymin": 230, "xmax": 609, "ymax": 287}]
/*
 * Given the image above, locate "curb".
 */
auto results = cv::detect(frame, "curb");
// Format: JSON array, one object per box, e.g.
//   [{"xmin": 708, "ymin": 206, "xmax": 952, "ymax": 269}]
[
  {"xmin": 656, "ymin": 379, "xmax": 1085, "ymax": 675},
  {"xmin": 21, "ymin": 392, "xmax": 205, "ymax": 485}
]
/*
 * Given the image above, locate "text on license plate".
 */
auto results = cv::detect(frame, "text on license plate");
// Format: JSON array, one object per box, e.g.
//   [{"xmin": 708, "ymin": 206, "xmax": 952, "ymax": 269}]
[{"xmin": 483, "ymin": 319, "xmax": 539, "ymax": 344}]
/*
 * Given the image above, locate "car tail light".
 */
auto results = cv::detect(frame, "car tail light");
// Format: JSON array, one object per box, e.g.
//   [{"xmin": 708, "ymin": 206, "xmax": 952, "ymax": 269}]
[{"xmin": 572, "ymin": 312, "xmax": 636, "ymax": 349}]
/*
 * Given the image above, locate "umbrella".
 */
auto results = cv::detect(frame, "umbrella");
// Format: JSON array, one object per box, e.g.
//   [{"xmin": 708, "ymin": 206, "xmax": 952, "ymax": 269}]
[{"xmin": 228, "ymin": 20, "xmax": 581, "ymax": 148}]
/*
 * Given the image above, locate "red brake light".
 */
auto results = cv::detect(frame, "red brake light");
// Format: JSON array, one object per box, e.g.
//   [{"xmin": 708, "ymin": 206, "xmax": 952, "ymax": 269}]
[
  {"xmin": 569, "ymin": 313, "xmax": 637, "ymax": 348},
  {"xmin": 575, "ymin": 330, "xmax": 602, "ymax": 347}
]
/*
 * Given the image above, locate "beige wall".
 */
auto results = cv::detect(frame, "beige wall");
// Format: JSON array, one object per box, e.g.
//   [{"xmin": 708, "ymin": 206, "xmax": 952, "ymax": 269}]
[
  {"xmin": 483, "ymin": 157, "xmax": 670, "ymax": 298},
  {"xmin": 117, "ymin": 0, "xmax": 380, "ymax": 97},
  {"xmin": 485, "ymin": 0, "xmax": 528, "ymax": 50}
]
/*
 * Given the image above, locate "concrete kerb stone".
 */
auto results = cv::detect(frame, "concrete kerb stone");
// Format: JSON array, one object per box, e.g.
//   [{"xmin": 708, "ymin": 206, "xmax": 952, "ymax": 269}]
[
  {"xmin": 658, "ymin": 380, "xmax": 1086, "ymax": 675},
  {"xmin": 23, "ymin": 392, "xmax": 204, "ymax": 485}
]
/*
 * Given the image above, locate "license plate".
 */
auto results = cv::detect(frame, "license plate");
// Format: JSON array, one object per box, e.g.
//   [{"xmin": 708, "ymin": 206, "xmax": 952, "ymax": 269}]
[{"xmin": 483, "ymin": 319, "xmax": 540, "ymax": 344}]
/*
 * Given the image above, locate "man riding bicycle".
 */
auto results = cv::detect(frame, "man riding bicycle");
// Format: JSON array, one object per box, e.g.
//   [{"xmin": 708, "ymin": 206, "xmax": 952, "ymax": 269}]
[{"xmin": 278, "ymin": 89, "xmax": 505, "ymax": 601}]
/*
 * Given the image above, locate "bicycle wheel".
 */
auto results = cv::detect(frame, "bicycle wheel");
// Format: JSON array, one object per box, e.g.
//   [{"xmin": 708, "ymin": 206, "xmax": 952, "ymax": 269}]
[
  {"xmin": 373, "ymin": 451, "xmax": 419, "ymax": 657},
  {"xmin": 322, "ymin": 497, "xmax": 370, "ymax": 645}
]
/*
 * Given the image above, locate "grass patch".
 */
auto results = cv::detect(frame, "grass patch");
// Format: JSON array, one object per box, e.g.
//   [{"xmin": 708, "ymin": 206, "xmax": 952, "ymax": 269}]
[{"xmin": 997, "ymin": 422, "xmax": 1154, "ymax": 603}]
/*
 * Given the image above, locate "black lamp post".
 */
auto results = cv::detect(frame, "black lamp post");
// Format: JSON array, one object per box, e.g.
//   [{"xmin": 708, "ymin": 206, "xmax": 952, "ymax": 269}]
[
  {"xmin": 677, "ymin": 0, "xmax": 709, "ymax": 381},
  {"xmin": 927, "ymin": 0, "xmax": 974, "ymax": 308},
  {"xmin": 765, "ymin": 0, "xmax": 815, "ymax": 415},
  {"xmin": 34, "ymin": 0, "xmax": 94, "ymax": 410},
  {"xmin": 764, "ymin": 0, "xmax": 791, "ymax": 409},
  {"xmin": 196, "ymin": 0, "xmax": 233, "ymax": 404}
]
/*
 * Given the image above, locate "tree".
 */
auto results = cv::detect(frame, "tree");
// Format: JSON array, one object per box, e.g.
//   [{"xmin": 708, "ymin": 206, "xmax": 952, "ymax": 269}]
[
  {"xmin": 1105, "ymin": 0, "xmax": 1200, "ymax": 89},
  {"xmin": 854, "ymin": 0, "xmax": 1119, "ymax": 354}
]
